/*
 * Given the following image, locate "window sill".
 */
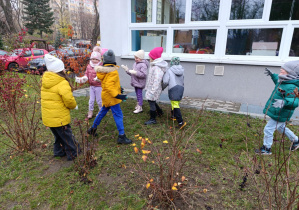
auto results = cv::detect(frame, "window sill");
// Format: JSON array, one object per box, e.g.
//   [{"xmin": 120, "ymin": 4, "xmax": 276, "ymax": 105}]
[{"xmin": 120, "ymin": 54, "xmax": 299, "ymax": 66}]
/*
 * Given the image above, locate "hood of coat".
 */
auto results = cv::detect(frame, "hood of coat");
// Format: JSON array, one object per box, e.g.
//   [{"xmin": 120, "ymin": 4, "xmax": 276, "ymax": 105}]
[
  {"xmin": 42, "ymin": 72, "xmax": 66, "ymax": 89},
  {"xmin": 169, "ymin": 65, "xmax": 184, "ymax": 76},
  {"xmin": 94, "ymin": 65, "xmax": 119, "ymax": 73},
  {"xmin": 151, "ymin": 57, "xmax": 168, "ymax": 72},
  {"xmin": 281, "ymin": 78, "xmax": 299, "ymax": 86},
  {"xmin": 138, "ymin": 59, "xmax": 150, "ymax": 68}
]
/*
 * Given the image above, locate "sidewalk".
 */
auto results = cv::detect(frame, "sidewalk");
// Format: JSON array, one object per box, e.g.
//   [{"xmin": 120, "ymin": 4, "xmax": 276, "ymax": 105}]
[{"xmin": 73, "ymin": 88, "xmax": 299, "ymax": 125}]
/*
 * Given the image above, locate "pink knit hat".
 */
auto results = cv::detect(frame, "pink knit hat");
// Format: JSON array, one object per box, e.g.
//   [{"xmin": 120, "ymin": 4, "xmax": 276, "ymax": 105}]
[
  {"xmin": 90, "ymin": 51, "xmax": 101, "ymax": 60},
  {"xmin": 101, "ymin": 48, "xmax": 108, "ymax": 56},
  {"xmin": 148, "ymin": 47, "xmax": 163, "ymax": 60}
]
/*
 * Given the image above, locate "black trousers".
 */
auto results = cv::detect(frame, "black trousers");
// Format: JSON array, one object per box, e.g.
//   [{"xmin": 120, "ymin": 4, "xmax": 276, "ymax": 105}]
[{"xmin": 50, "ymin": 124, "xmax": 79, "ymax": 160}]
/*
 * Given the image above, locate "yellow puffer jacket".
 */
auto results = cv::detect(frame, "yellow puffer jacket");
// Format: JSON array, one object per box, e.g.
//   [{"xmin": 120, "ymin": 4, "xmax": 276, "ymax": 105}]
[
  {"xmin": 94, "ymin": 64, "xmax": 122, "ymax": 107},
  {"xmin": 41, "ymin": 72, "xmax": 77, "ymax": 127}
]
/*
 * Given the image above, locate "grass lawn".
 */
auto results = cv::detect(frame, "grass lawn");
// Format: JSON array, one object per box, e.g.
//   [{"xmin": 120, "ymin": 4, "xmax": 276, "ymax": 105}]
[{"xmin": 0, "ymin": 83, "xmax": 299, "ymax": 209}]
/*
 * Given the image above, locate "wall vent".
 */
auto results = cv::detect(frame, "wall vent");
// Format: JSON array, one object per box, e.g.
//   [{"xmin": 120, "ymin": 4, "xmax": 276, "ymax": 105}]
[
  {"xmin": 196, "ymin": 65, "xmax": 205, "ymax": 75},
  {"xmin": 214, "ymin": 66, "xmax": 224, "ymax": 76}
]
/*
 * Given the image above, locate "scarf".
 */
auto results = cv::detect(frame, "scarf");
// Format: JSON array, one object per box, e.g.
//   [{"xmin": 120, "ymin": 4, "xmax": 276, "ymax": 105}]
[{"xmin": 89, "ymin": 60, "xmax": 101, "ymax": 68}]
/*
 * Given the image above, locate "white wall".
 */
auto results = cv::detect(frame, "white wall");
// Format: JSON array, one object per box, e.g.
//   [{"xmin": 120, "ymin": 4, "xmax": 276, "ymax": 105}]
[{"xmin": 99, "ymin": 0, "xmax": 129, "ymax": 56}]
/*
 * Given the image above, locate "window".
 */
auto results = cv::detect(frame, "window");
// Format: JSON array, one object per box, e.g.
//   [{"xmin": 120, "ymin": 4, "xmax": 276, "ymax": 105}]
[
  {"xmin": 132, "ymin": 30, "xmax": 167, "ymax": 52},
  {"xmin": 157, "ymin": 0, "xmax": 186, "ymax": 24},
  {"xmin": 230, "ymin": 0, "xmax": 264, "ymax": 20},
  {"xmin": 270, "ymin": 0, "xmax": 299, "ymax": 21},
  {"xmin": 33, "ymin": 50, "xmax": 44, "ymax": 56},
  {"xmin": 131, "ymin": 0, "xmax": 152, "ymax": 23},
  {"xmin": 290, "ymin": 28, "xmax": 299, "ymax": 56},
  {"xmin": 191, "ymin": 0, "xmax": 220, "ymax": 21},
  {"xmin": 24, "ymin": 50, "xmax": 32, "ymax": 57},
  {"xmin": 173, "ymin": 29, "xmax": 217, "ymax": 54},
  {"xmin": 226, "ymin": 28, "xmax": 283, "ymax": 56}
]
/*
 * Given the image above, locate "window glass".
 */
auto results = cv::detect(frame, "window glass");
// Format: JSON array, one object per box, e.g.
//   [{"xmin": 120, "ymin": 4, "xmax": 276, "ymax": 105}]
[
  {"xmin": 290, "ymin": 28, "xmax": 299, "ymax": 57},
  {"xmin": 270, "ymin": 0, "xmax": 299, "ymax": 21},
  {"xmin": 33, "ymin": 50, "xmax": 44, "ymax": 56},
  {"xmin": 131, "ymin": 0, "xmax": 152, "ymax": 23},
  {"xmin": 191, "ymin": 0, "xmax": 220, "ymax": 21},
  {"xmin": 132, "ymin": 30, "xmax": 167, "ymax": 52},
  {"xmin": 230, "ymin": 0, "xmax": 264, "ymax": 20},
  {"xmin": 24, "ymin": 50, "xmax": 32, "ymax": 57},
  {"xmin": 226, "ymin": 28, "xmax": 283, "ymax": 56},
  {"xmin": 173, "ymin": 29, "xmax": 216, "ymax": 54},
  {"xmin": 156, "ymin": 0, "xmax": 186, "ymax": 24}
]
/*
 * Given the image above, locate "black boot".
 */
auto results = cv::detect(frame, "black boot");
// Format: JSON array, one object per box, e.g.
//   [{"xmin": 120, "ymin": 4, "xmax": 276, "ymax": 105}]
[
  {"xmin": 174, "ymin": 108, "xmax": 186, "ymax": 129},
  {"xmin": 144, "ymin": 110, "xmax": 157, "ymax": 125},
  {"xmin": 117, "ymin": 134, "xmax": 133, "ymax": 144},
  {"xmin": 87, "ymin": 127, "xmax": 98, "ymax": 137},
  {"xmin": 155, "ymin": 103, "xmax": 163, "ymax": 117}
]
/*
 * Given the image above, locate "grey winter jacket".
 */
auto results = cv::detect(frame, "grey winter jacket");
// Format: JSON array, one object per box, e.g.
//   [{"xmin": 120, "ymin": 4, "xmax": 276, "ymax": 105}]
[
  {"xmin": 126, "ymin": 59, "xmax": 149, "ymax": 89},
  {"xmin": 162, "ymin": 65, "xmax": 184, "ymax": 101},
  {"xmin": 145, "ymin": 58, "xmax": 168, "ymax": 101}
]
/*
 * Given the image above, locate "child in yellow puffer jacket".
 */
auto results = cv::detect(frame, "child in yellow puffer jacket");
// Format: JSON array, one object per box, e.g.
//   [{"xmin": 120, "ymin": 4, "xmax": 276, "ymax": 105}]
[
  {"xmin": 87, "ymin": 49, "xmax": 133, "ymax": 144},
  {"xmin": 41, "ymin": 54, "xmax": 80, "ymax": 161}
]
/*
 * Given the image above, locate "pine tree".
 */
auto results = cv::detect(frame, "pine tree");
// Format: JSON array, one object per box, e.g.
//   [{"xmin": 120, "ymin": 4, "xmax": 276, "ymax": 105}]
[
  {"xmin": 22, "ymin": 0, "xmax": 54, "ymax": 38},
  {"xmin": 54, "ymin": 31, "xmax": 62, "ymax": 50}
]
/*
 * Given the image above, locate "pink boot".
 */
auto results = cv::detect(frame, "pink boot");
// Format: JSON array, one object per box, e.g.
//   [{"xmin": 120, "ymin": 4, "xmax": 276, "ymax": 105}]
[{"xmin": 87, "ymin": 110, "xmax": 93, "ymax": 119}]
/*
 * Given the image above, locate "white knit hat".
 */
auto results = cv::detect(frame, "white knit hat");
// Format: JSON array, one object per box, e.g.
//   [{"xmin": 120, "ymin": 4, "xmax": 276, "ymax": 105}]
[
  {"xmin": 44, "ymin": 54, "xmax": 64, "ymax": 73},
  {"xmin": 90, "ymin": 51, "xmax": 101, "ymax": 60},
  {"xmin": 134, "ymin": 50, "xmax": 145, "ymax": 59}
]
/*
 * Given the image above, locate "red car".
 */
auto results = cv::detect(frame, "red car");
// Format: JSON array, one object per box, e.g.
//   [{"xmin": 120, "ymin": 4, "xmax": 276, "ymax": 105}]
[{"xmin": 2, "ymin": 48, "xmax": 48, "ymax": 70}]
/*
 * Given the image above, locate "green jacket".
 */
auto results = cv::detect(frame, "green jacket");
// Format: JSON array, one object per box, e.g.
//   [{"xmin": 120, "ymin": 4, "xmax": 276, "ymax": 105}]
[{"xmin": 263, "ymin": 74, "xmax": 299, "ymax": 122}]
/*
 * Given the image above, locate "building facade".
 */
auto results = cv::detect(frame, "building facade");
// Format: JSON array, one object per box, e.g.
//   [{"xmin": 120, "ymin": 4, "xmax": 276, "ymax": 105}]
[{"xmin": 99, "ymin": 0, "xmax": 299, "ymax": 106}]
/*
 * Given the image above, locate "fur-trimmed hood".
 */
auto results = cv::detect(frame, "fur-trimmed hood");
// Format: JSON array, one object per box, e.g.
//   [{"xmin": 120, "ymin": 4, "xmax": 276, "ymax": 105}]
[{"xmin": 94, "ymin": 65, "xmax": 119, "ymax": 73}]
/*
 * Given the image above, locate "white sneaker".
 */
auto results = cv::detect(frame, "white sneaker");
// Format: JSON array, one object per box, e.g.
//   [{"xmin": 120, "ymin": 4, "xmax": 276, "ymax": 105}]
[
  {"xmin": 133, "ymin": 105, "xmax": 143, "ymax": 114},
  {"xmin": 135, "ymin": 103, "xmax": 138, "ymax": 110}
]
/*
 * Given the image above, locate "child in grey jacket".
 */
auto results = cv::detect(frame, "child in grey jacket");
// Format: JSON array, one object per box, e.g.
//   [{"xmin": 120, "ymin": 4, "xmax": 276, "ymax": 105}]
[{"xmin": 162, "ymin": 56, "xmax": 186, "ymax": 129}]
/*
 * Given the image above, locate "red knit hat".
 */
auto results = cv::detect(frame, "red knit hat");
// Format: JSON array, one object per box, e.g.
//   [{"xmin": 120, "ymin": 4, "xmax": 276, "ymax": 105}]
[{"xmin": 149, "ymin": 47, "xmax": 163, "ymax": 60}]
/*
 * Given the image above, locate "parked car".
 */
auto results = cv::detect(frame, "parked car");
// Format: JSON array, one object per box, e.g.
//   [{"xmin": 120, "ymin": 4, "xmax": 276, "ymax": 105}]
[
  {"xmin": 27, "ymin": 57, "xmax": 47, "ymax": 73},
  {"xmin": 1, "ymin": 48, "xmax": 48, "ymax": 70},
  {"xmin": 0, "ymin": 49, "xmax": 8, "ymax": 56}
]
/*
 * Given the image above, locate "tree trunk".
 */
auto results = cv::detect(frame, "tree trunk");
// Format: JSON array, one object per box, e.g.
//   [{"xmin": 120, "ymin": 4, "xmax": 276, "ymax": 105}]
[
  {"xmin": 0, "ymin": 0, "xmax": 17, "ymax": 33},
  {"xmin": 91, "ymin": 0, "xmax": 100, "ymax": 47}
]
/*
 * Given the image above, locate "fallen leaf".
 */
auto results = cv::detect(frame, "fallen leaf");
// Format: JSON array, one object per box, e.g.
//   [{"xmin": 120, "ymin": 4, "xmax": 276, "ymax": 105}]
[
  {"xmin": 141, "ymin": 142, "xmax": 145, "ymax": 149},
  {"xmin": 173, "ymin": 183, "xmax": 178, "ymax": 187},
  {"xmin": 165, "ymin": 157, "xmax": 169, "ymax": 160},
  {"xmin": 150, "ymin": 179, "xmax": 153, "ymax": 182},
  {"xmin": 146, "ymin": 183, "xmax": 150, "ymax": 189},
  {"xmin": 138, "ymin": 137, "xmax": 142, "ymax": 140},
  {"xmin": 134, "ymin": 147, "xmax": 138, "ymax": 154},
  {"xmin": 151, "ymin": 161, "xmax": 155, "ymax": 163},
  {"xmin": 142, "ymin": 150, "xmax": 151, "ymax": 154},
  {"xmin": 172, "ymin": 186, "xmax": 178, "ymax": 190},
  {"xmin": 203, "ymin": 189, "xmax": 208, "ymax": 193},
  {"xmin": 163, "ymin": 140, "xmax": 168, "ymax": 143},
  {"xmin": 142, "ymin": 155, "xmax": 147, "ymax": 162},
  {"xmin": 196, "ymin": 149, "xmax": 202, "ymax": 154},
  {"xmin": 134, "ymin": 134, "xmax": 139, "ymax": 137},
  {"xmin": 131, "ymin": 143, "xmax": 136, "ymax": 146},
  {"xmin": 182, "ymin": 176, "xmax": 186, "ymax": 182}
]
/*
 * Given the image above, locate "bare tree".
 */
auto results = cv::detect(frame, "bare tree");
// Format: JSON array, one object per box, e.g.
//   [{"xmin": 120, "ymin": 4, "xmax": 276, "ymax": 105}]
[
  {"xmin": 53, "ymin": 0, "xmax": 71, "ymax": 38},
  {"xmin": 0, "ymin": 0, "xmax": 17, "ymax": 34},
  {"xmin": 91, "ymin": 0, "xmax": 100, "ymax": 47}
]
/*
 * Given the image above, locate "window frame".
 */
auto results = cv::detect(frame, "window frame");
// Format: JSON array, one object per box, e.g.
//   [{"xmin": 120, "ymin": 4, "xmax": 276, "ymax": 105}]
[{"xmin": 125, "ymin": 0, "xmax": 299, "ymax": 65}]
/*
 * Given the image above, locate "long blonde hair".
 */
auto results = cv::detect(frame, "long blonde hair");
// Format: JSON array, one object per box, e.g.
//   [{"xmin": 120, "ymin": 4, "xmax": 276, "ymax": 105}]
[{"xmin": 57, "ymin": 71, "xmax": 74, "ymax": 91}]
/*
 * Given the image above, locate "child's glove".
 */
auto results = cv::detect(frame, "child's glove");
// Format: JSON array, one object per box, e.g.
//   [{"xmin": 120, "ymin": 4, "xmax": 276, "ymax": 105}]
[
  {"xmin": 115, "ymin": 94, "xmax": 127, "ymax": 101},
  {"xmin": 272, "ymin": 99, "xmax": 285, "ymax": 108},
  {"xmin": 264, "ymin": 68, "xmax": 273, "ymax": 76},
  {"xmin": 121, "ymin": 65, "xmax": 129, "ymax": 73},
  {"xmin": 93, "ymin": 76, "xmax": 100, "ymax": 82},
  {"xmin": 75, "ymin": 76, "xmax": 88, "ymax": 83},
  {"xmin": 75, "ymin": 105, "xmax": 78, "ymax": 110},
  {"xmin": 120, "ymin": 86, "xmax": 124, "ymax": 94},
  {"xmin": 87, "ymin": 127, "xmax": 97, "ymax": 137},
  {"xmin": 129, "ymin": 70, "xmax": 137, "ymax": 75}
]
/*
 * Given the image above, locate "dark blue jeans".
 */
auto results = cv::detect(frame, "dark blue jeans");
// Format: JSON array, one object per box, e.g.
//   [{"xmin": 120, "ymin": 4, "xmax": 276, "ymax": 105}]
[{"xmin": 50, "ymin": 124, "xmax": 79, "ymax": 161}]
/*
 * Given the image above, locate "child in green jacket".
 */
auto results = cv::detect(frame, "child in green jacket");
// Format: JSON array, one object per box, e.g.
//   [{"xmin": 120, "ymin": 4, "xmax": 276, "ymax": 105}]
[{"xmin": 256, "ymin": 60, "xmax": 299, "ymax": 155}]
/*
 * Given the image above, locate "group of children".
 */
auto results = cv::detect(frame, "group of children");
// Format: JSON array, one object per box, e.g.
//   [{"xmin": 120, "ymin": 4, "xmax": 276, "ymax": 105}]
[{"xmin": 40, "ymin": 46, "xmax": 299, "ymax": 161}]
